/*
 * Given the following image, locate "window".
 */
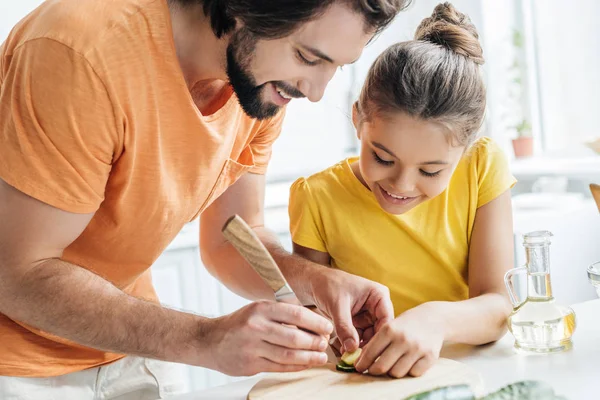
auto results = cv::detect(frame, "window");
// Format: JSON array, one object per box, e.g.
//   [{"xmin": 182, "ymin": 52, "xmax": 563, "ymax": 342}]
[{"xmin": 526, "ymin": 0, "xmax": 600, "ymax": 155}]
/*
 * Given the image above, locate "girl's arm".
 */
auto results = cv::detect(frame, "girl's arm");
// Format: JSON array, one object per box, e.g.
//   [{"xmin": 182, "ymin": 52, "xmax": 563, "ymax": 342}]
[
  {"xmin": 355, "ymin": 190, "xmax": 514, "ymax": 378},
  {"xmin": 431, "ymin": 188, "xmax": 514, "ymax": 344}
]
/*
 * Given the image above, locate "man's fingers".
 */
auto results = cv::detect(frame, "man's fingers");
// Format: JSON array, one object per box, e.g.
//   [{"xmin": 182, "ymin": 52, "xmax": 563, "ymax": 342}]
[
  {"xmin": 372, "ymin": 294, "xmax": 395, "ymax": 333},
  {"xmin": 256, "ymin": 358, "xmax": 311, "ymax": 374},
  {"xmin": 329, "ymin": 298, "xmax": 360, "ymax": 353},
  {"xmin": 362, "ymin": 327, "xmax": 375, "ymax": 345},
  {"xmin": 260, "ymin": 342, "xmax": 328, "ymax": 366},
  {"xmin": 353, "ymin": 311, "xmax": 375, "ymax": 329},
  {"xmin": 267, "ymin": 302, "xmax": 333, "ymax": 336},
  {"xmin": 263, "ymin": 322, "xmax": 329, "ymax": 352}
]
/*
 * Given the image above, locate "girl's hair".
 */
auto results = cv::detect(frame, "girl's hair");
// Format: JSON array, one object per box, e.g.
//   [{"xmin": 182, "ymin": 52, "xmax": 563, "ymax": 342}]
[{"xmin": 356, "ymin": 2, "xmax": 485, "ymax": 147}]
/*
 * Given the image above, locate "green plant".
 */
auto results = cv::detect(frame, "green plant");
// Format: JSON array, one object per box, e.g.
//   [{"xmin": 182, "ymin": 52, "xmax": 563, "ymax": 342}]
[
  {"xmin": 515, "ymin": 119, "xmax": 532, "ymax": 138},
  {"xmin": 507, "ymin": 28, "xmax": 532, "ymax": 139}
]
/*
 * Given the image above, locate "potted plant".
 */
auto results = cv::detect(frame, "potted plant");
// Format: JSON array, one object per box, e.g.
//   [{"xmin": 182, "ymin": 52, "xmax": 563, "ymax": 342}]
[
  {"xmin": 512, "ymin": 119, "xmax": 533, "ymax": 158},
  {"xmin": 507, "ymin": 29, "xmax": 534, "ymax": 158}
]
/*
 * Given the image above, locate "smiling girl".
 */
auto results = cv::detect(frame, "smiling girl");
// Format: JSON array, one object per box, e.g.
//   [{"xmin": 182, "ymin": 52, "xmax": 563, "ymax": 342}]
[{"xmin": 289, "ymin": 2, "xmax": 516, "ymax": 378}]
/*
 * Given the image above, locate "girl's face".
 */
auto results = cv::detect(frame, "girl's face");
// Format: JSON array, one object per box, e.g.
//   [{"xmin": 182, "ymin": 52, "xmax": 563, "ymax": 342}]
[{"xmin": 353, "ymin": 110, "xmax": 465, "ymax": 215}]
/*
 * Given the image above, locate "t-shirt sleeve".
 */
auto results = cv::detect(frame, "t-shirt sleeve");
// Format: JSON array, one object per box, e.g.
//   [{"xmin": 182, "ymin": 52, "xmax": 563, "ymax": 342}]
[
  {"xmin": 475, "ymin": 138, "xmax": 517, "ymax": 208},
  {"xmin": 0, "ymin": 38, "xmax": 120, "ymax": 213},
  {"xmin": 248, "ymin": 108, "xmax": 285, "ymax": 174},
  {"xmin": 288, "ymin": 177, "xmax": 328, "ymax": 253}
]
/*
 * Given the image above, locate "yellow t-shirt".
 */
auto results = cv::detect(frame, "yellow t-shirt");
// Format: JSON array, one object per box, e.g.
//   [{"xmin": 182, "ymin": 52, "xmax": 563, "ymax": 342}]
[{"xmin": 289, "ymin": 137, "xmax": 516, "ymax": 316}]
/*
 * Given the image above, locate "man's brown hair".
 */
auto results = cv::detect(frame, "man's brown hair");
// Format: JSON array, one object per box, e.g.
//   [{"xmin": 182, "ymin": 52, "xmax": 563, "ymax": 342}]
[{"xmin": 173, "ymin": 0, "xmax": 412, "ymax": 39}]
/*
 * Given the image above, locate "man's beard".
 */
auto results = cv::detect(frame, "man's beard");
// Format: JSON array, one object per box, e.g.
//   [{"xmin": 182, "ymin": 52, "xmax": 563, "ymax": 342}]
[
  {"xmin": 226, "ymin": 28, "xmax": 279, "ymax": 120},
  {"xmin": 226, "ymin": 28, "xmax": 304, "ymax": 120}
]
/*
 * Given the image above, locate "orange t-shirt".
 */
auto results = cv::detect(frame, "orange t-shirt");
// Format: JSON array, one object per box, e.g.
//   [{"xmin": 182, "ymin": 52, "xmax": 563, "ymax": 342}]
[{"xmin": 0, "ymin": 0, "xmax": 284, "ymax": 377}]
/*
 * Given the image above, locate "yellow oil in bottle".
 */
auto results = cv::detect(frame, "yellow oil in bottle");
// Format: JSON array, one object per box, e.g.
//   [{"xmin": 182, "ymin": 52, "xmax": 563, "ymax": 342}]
[
  {"xmin": 508, "ymin": 298, "xmax": 576, "ymax": 353},
  {"xmin": 505, "ymin": 232, "xmax": 576, "ymax": 353}
]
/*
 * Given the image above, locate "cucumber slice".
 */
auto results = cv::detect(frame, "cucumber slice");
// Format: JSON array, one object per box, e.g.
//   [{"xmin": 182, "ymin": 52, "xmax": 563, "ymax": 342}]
[
  {"xmin": 482, "ymin": 380, "xmax": 563, "ymax": 399},
  {"xmin": 335, "ymin": 363, "xmax": 356, "ymax": 373},
  {"xmin": 403, "ymin": 380, "xmax": 566, "ymax": 400},
  {"xmin": 403, "ymin": 384, "xmax": 475, "ymax": 400},
  {"xmin": 340, "ymin": 348, "xmax": 362, "ymax": 366}
]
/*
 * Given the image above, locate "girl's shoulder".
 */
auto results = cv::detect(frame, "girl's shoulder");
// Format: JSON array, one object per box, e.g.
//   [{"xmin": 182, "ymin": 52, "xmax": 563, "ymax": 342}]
[
  {"xmin": 462, "ymin": 136, "xmax": 504, "ymax": 163},
  {"xmin": 290, "ymin": 158, "xmax": 357, "ymax": 199},
  {"xmin": 458, "ymin": 136, "xmax": 511, "ymax": 176}
]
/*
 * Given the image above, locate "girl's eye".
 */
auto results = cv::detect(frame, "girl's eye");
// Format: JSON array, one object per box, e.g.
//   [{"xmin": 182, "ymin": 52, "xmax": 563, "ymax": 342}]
[
  {"xmin": 419, "ymin": 169, "xmax": 441, "ymax": 178},
  {"xmin": 372, "ymin": 151, "xmax": 394, "ymax": 166},
  {"xmin": 297, "ymin": 50, "xmax": 319, "ymax": 66}
]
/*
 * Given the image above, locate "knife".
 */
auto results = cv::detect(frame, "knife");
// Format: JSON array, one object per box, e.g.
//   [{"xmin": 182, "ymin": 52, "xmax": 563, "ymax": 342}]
[
  {"xmin": 222, "ymin": 215, "xmax": 338, "ymax": 361},
  {"xmin": 221, "ymin": 214, "xmax": 304, "ymax": 306}
]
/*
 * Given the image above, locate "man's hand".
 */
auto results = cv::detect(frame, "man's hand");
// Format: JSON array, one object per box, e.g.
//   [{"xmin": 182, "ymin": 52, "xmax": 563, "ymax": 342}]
[
  {"xmin": 198, "ymin": 172, "xmax": 393, "ymax": 358},
  {"xmin": 202, "ymin": 300, "xmax": 333, "ymax": 376},
  {"xmin": 307, "ymin": 267, "xmax": 394, "ymax": 354}
]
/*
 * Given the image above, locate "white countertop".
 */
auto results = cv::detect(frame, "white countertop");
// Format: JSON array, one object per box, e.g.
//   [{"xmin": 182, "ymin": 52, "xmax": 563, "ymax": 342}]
[
  {"xmin": 172, "ymin": 299, "xmax": 600, "ymax": 400},
  {"xmin": 510, "ymin": 156, "xmax": 600, "ymax": 180}
]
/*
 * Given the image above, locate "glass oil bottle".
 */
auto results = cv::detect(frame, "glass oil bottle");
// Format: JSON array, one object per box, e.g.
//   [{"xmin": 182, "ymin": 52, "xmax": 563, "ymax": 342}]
[{"xmin": 505, "ymin": 231, "xmax": 576, "ymax": 353}]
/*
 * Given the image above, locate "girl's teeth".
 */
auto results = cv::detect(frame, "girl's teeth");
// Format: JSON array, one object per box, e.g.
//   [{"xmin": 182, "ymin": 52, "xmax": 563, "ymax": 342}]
[{"xmin": 386, "ymin": 190, "xmax": 408, "ymax": 200}]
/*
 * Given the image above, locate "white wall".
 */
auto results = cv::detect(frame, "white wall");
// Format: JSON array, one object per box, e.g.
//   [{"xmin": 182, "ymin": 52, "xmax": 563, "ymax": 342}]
[
  {"xmin": 267, "ymin": 67, "xmax": 356, "ymax": 181},
  {"xmin": 0, "ymin": 1, "xmax": 44, "ymax": 41}
]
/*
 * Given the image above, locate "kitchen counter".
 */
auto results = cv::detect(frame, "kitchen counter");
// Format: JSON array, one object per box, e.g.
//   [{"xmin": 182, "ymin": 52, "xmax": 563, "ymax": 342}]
[{"xmin": 172, "ymin": 299, "xmax": 600, "ymax": 399}]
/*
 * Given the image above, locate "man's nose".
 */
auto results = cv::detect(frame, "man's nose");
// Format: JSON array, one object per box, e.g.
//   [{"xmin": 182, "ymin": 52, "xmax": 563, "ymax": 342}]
[{"xmin": 298, "ymin": 66, "xmax": 338, "ymax": 103}]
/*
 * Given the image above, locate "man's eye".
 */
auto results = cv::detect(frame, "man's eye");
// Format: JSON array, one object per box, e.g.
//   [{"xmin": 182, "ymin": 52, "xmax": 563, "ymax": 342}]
[{"xmin": 297, "ymin": 50, "xmax": 319, "ymax": 66}]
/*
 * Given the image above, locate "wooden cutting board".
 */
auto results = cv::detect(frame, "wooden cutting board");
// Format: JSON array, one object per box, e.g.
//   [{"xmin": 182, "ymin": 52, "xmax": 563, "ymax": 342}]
[{"xmin": 248, "ymin": 358, "xmax": 484, "ymax": 400}]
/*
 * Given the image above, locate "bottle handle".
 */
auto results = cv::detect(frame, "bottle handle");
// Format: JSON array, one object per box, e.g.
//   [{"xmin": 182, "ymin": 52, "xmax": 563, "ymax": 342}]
[{"xmin": 504, "ymin": 266, "xmax": 527, "ymax": 307}]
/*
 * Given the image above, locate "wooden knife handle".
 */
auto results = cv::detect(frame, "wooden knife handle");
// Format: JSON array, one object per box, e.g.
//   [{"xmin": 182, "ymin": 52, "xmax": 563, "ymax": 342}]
[{"xmin": 221, "ymin": 215, "xmax": 289, "ymax": 293}]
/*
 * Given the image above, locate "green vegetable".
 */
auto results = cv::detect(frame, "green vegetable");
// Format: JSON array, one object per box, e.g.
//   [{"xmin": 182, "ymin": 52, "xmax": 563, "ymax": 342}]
[
  {"xmin": 482, "ymin": 380, "xmax": 565, "ymax": 400},
  {"xmin": 404, "ymin": 384, "xmax": 475, "ymax": 400},
  {"xmin": 336, "ymin": 348, "xmax": 362, "ymax": 373},
  {"xmin": 335, "ymin": 362, "xmax": 356, "ymax": 373},
  {"xmin": 341, "ymin": 348, "xmax": 362, "ymax": 366},
  {"xmin": 402, "ymin": 380, "xmax": 567, "ymax": 400}
]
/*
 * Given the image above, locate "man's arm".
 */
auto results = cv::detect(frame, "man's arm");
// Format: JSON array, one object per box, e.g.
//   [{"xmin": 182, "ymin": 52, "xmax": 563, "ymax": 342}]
[
  {"xmin": 0, "ymin": 179, "xmax": 207, "ymax": 365},
  {"xmin": 200, "ymin": 173, "xmax": 394, "ymax": 353},
  {"xmin": 0, "ymin": 179, "xmax": 331, "ymax": 375},
  {"xmin": 200, "ymin": 172, "xmax": 325, "ymax": 304}
]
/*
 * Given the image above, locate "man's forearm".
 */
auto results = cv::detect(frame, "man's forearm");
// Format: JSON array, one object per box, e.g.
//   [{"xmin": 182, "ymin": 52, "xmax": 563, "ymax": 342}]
[
  {"xmin": 202, "ymin": 226, "xmax": 320, "ymax": 305},
  {"xmin": 424, "ymin": 293, "xmax": 512, "ymax": 345},
  {"xmin": 1, "ymin": 258, "xmax": 210, "ymax": 366},
  {"xmin": 260, "ymin": 229, "xmax": 321, "ymax": 306}
]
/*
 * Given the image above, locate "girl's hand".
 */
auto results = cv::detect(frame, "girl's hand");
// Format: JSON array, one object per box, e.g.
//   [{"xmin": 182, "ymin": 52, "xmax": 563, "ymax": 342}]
[{"xmin": 355, "ymin": 304, "xmax": 445, "ymax": 378}]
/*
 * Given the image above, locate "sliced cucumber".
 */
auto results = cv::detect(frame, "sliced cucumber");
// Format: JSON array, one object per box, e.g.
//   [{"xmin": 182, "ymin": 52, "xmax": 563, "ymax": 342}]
[
  {"xmin": 340, "ymin": 348, "xmax": 362, "ymax": 366},
  {"xmin": 335, "ymin": 363, "xmax": 356, "ymax": 373},
  {"xmin": 482, "ymin": 380, "xmax": 563, "ymax": 399},
  {"xmin": 403, "ymin": 384, "xmax": 475, "ymax": 400},
  {"xmin": 402, "ymin": 380, "xmax": 566, "ymax": 400}
]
